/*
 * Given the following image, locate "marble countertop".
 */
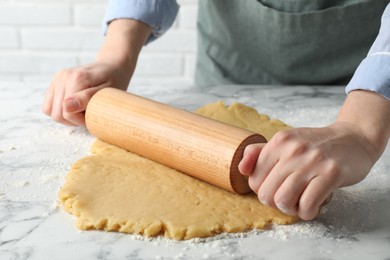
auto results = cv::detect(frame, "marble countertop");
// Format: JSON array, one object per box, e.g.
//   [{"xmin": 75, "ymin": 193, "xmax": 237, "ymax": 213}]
[{"xmin": 1, "ymin": 81, "xmax": 389, "ymax": 260}]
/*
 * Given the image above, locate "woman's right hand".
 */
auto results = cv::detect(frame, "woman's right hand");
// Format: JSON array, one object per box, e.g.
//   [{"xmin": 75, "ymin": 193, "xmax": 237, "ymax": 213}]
[
  {"xmin": 42, "ymin": 19, "xmax": 152, "ymax": 126},
  {"xmin": 42, "ymin": 61, "xmax": 131, "ymax": 126}
]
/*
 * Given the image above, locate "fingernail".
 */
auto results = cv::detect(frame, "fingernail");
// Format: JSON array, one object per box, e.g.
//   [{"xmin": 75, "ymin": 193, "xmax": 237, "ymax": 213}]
[
  {"xmin": 260, "ymin": 199, "xmax": 269, "ymax": 207},
  {"xmin": 64, "ymin": 98, "xmax": 79, "ymax": 112},
  {"xmin": 276, "ymin": 203, "xmax": 289, "ymax": 214}
]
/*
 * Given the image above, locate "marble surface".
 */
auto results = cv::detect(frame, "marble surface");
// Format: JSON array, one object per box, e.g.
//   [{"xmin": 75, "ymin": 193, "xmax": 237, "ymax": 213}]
[{"xmin": 1, "ymin": 81, "xmax": 389, "ymax": 260}]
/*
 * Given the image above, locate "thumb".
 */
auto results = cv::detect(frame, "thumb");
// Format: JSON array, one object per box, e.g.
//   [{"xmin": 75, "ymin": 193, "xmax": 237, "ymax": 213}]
[
  {"xmin": 238, "ymin": 143, "xmax": 266, "ymax": 176},
  {"xmin": 63, "ymin": 86, "xmax": 104, "ymax": 113}
]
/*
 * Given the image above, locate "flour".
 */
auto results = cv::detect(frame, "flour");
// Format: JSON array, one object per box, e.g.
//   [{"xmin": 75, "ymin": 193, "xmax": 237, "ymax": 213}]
[
  {"xmin": 120, "ymin": 230, "xmax": 249, "ymax": 245},
  {"xmin": 39, "ymin": 174, "xmax": 60, "ymax": 184},
  {"xmin": 120, "ymin": 223, "xmax": 329, "ymax": 244},
  {"xmin": 14, "ymin": 181, "xmax": 30, "ymax": 188},
  {"xmin": 3, "ymin": 97, "xmax": 387, "ymax": 245},
  {"xmin": 273, "ymin": 106, "xmax": 339, "ymax": 128},
  {"xmin": 267, "ymin": 222, "xmax": 331, "ymax": 241},
  {"xmin": 1, "ymin": 120, "xmax": 94, "ymax": 202},
  {"xmin": 110, "ymin": 185, "xmax": 374, "ymax": 244},
  {"xmin": 55, "ymin": 105, "xmax": 385, "ymax": 243}
]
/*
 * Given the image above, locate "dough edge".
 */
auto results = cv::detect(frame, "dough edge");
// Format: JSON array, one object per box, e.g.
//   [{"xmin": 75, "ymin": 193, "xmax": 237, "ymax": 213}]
[{"xmin": 59, "ymin": 101, "xmax": 299, "ymax": 240}]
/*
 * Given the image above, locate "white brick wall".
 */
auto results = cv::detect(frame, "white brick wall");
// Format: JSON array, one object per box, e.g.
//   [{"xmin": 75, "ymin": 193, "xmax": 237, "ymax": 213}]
[{"xmin": 0, "ymin": 0, "xmax": 198, "ymax": 86}]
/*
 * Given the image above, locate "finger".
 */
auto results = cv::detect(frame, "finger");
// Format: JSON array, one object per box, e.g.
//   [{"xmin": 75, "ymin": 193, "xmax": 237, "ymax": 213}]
[
  {"xmin": 298, "ymin": 176, "xmax": 334, "ymax": 220},
  {"xmin": 64, "ymin": 85, "xmax": 105, "ymax": 113},
  {"xmin": 61, "ymin": 68, "xmax": 102, "ymax": 125},
  {"xmin": 255, "ymin": 160, "xmax": 297, "ymax": 208},
  {"xmin": 273, "ymin": 171, "xmax": 311, "ymax": 216},
  {"xmin": 42, "ymin": 83, "xmax": 55, "ymax": 116},
  {"xmin": 63, "ymin": 97, "xmax": 80, "ymax": 113},
  {"xmin": 62, "ymin": 85, "xmax": 106, "ymax": 126},
  {"xmin": 63, "ymin": 72, "xmax": 90, "ymax": 102},
  {"xmin": 51, "ymin": 83, "xmax": 74, "ymax": 126},
  {"xmin": 238, "ymin": 143, "xmax": 264, "ymax": 176},
  {"xmin": 63, "ymin": 111, "xmax": 86, "ymax": 126},
  {"xmin": 43, "ymin": 70, "xmax": 65, "ymax": 116},
  {"xmin": 247, "ymin": 143, "xmax": 279, "ymax": 194},
  {"xmin": 63, "ymin": 63, "xmax": 114, "ymax": 99}
]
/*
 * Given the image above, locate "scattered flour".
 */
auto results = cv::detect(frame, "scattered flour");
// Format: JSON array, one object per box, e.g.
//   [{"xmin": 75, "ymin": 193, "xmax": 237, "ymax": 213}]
[
  {"xmin": 40, "ymin": 174, "xmax": 60, "ymax": 184},
  {"xmin": 267, "ymin": 222, "xmax": 330, "ymax": 241},
  {"xmin": 14, "ymin": 181, "xmax": 30, "ymax": 188},
  {"xmin": 3, "ymin": 96, "xmax": 388, "ymax": 248},
  {"xmin": 111, "ymin": 222, "xmax": 331, "ymax": 245},
  {"xmin": 1, "ymin": 121, "xmax": 94, "ymax": 202}
]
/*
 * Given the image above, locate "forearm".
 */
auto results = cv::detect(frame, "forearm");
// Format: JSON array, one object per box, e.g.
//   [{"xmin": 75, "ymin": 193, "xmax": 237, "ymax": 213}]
[
  {"xmin": 336, "ymin": 90, "xmax": 390, "ymax": 162},
  {"xmin": 96, "ymin": 19, "xmax": 152, "ymax": 89}
]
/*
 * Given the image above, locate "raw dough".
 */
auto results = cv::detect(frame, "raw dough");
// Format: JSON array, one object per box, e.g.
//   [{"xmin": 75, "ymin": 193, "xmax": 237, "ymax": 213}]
[
  {"xmin": 59, "ymin": 101, "xmax": 298, "ymax": 240},
  {"xmin": 195, "ymin": 101, "xmax": 290, "ymax": 141}
]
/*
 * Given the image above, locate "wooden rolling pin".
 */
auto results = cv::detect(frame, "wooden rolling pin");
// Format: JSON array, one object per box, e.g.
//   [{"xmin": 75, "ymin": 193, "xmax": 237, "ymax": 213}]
[{"xmin": 85, "ymin": 88, "xmax": 267, "ymax": 194}]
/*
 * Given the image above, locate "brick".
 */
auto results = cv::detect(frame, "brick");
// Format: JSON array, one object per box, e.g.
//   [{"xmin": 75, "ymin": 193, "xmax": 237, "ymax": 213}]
[
  {"xmin": 74, "ymin": 4, "xmax": 106, "ymax": 26},
  {"xmin": 144, "ymin": 30, "xmax": 197, "ymax": 52},
  {"xmin": 0, "ymin": 74, "xmax": 21, "ymax": 81},
  {"xmin": 79, "ymin": 53, "xmax": 96, "ymax": 65},
  {"xmin": 184, "ymin": 54, "xmax": 196, "ymax": 80},
  {"xmin": 14, "ymin": 0, "xmax": 105, "ymax": 3},
  {"xmin": 79, "ymin": 53, "xmax": 183, "ymax": 76},
  {"xmin": 177, "ymin": 0, "xmax": 198, "ymax": 5},
  {"xmin": 12, "ymin": 0, "xmax": 90, "ymax": 1},
  {"xmin": 130, "ymin": 75, "xmax": 192, "ymax": 87},
  {"xmin": 0, "ymin": 0, "xmax": 200, "ymax": 87},
  {"xmin": 178, "ymin": 6, "xmax": 198, "ymax": 29},
  {"xmin": 0, "ymin": 4, "xmax": 71, "ymax": 25},
  {"xmin": 21, "ymin": 28, "xmax": 103, "ymax": 51},
  {"xmin": 0, "ymin": 52, "xmax": 77, "ymax": 74},
  {"xmin": 135, "ymin": 54, "xmax": 183, "ymax": 76},
  {"xmin": 0, "ymin": 28, "xmax": 18, "ymax": 49},
  {"xmin": 21, "ymin": 74, "xmax": 53, "ymax": 82}
]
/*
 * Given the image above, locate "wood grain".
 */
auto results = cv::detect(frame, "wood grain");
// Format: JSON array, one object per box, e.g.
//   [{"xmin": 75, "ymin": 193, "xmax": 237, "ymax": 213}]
[{"xmin": 85, "ymin": 88, "xmax": 266, "ymax": 194}]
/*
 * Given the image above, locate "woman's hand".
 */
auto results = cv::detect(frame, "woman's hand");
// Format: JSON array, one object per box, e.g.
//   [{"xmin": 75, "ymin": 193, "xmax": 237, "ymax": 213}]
[
  {"xmin": 239, "ymin": 123, "xmax": 374, "ymax": 220},
  {"xmin": 239, "ymin": 90, "xmax": 390, "ymax": 220},
  {"xmin": 42, "ymin": 61, "xmax": 131, "ymax": 126},
  {"xmin": 42, "ymin": 19, "xmax": 152, "ymax": 126}
]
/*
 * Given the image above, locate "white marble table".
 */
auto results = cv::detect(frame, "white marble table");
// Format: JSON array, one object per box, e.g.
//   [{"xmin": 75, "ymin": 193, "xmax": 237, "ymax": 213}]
[{"xmin": 1, "ymin": 81, "xmax": 389, "ymax": 260}]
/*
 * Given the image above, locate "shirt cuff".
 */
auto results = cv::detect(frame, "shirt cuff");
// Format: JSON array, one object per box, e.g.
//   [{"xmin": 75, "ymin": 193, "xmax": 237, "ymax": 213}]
[
  {"xmin": 345, "ymin": 54, "xmax": 390, "ymax": 101},
  {"xmin": 102, "ymin": 0, "xmax": 179, "ymax": 44}
]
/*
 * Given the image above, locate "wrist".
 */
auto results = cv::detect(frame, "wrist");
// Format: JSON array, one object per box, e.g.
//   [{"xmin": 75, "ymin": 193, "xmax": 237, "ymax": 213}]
[
  {"xmin": 329, "ymin": 121, "xmax": 378, "ymax": 166},
  {"xmin": 96, "ymin": 19, "xmax": 152, "ymax": 73},
  {"xmin": 336, "ymin": 90, "xmax": 390, "ymax": 161}
]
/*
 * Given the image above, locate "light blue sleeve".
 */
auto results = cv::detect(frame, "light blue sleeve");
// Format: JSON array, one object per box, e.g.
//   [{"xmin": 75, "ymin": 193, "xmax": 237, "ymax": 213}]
[
  {"xmin": 102, "ymin": 0, "xmax": 179, "ymax": 44},
  {"xmin": 346, "ymin": 4, "xmax": 390, "ymax": 101}
]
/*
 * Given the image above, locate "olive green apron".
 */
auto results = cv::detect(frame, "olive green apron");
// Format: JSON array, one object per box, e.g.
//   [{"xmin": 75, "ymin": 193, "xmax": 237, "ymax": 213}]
[{"xmin": 195, "ymin": 0, "xmax": 389, "ymax": 86}]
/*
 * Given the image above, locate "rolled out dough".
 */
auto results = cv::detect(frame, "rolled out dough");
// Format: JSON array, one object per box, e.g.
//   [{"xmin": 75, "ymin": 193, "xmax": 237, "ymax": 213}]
[{"xmin": 59, "ymin": 101, "xmax": 298, "ymax": 240}]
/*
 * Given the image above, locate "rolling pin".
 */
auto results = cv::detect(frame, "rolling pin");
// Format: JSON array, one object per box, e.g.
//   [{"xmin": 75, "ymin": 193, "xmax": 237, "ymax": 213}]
[{"xmin": 85, "ymin": 88, "xmax": 267, "ymax": 194}]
